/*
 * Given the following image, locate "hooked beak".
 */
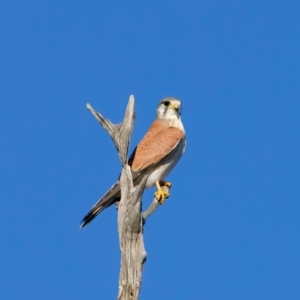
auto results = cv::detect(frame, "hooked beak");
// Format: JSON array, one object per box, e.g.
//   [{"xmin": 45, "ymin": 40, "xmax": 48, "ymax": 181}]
[{"xmin": 170, "ymin": 102, "xmax": 180, "ymax": 113}]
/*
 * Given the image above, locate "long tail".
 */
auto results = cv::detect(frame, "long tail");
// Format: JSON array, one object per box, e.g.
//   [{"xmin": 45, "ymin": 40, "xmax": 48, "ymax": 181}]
[{"xmin": 80, "ymin": 181, "xmax": 121, "ymax": 228}]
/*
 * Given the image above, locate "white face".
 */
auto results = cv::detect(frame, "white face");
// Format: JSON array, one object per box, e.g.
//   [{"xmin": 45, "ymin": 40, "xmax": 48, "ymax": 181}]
[{"xmin": 157, "ymin": 98, "xmax": 182, "ymax": 119}]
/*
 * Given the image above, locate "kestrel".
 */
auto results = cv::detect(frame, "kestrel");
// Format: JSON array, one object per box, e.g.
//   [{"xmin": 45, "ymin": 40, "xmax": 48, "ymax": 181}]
[{"xmin": 81, "ymin": 97, "xmax": 186, "ymax": 228}]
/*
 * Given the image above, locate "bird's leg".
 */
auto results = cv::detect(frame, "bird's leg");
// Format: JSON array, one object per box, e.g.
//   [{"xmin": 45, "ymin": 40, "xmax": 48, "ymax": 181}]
[{"xmin": 154, "ymin": 180, "xmax": 171, "ymax": 204}]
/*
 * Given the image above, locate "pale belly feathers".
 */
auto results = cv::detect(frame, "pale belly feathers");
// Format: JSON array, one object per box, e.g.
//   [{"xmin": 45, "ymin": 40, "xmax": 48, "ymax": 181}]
[{"xmin": 145, "ymin": 137, "xmax": 186, "ymax": 188}]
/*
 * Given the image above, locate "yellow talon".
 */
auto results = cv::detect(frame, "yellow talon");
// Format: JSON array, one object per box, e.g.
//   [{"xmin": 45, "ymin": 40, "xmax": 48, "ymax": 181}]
[
  {"xmin": 155, "ymin": 181, "xmax": 171, "ymax": 204},
  {"xmin": 154, "ymin": 189, "xmax": 170, "ymax": 204}
]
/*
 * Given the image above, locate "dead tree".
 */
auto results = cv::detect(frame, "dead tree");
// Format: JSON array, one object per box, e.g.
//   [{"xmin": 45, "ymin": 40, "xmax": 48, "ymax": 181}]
[{"xmin": 86, "ymin": 95, "xmax": 170, "ymax": 300}]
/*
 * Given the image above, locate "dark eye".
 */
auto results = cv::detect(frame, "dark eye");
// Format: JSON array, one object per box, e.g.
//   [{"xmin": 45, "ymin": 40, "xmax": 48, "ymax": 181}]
[{"xmin": 163, "ymin": 101, "xmax": 170, "ymax": 106}]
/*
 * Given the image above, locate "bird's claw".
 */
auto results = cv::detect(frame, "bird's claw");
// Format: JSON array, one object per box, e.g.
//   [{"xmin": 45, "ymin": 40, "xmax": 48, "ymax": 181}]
[{"xmin": 154, "ymin": 189, "xmax": 170, "ymax": 204}]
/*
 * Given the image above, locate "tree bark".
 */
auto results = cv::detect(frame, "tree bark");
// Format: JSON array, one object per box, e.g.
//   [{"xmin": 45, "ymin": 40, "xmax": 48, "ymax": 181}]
[{"xmin": 86, "ymin": 95, "xmax": 170, "ymax": 300}]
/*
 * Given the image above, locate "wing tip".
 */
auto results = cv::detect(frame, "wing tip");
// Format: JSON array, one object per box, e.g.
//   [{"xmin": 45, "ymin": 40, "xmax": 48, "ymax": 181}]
[
  {"xmin": 79, "ymin": 222, "xmax": 87, "ymax": 229},
  {"xmin": 79, "ymin": 205, "xmax": 104, "ymax": 229}
]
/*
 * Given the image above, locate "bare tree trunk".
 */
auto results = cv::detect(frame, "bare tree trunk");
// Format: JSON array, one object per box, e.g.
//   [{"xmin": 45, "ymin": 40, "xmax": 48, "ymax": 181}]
[
  {"xmin": 86, "ymin": 95, "xmax": 170, "ymax": 300},
  {"xmin": 117, "ymin": 166, "xmax": 147, "ymax": 300}
]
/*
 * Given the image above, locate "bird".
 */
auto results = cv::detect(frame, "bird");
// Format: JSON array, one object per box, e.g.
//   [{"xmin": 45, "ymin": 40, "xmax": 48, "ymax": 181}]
[{"xmin": 80, "ymin": 97, "xmax": 186, "ymax": 228}]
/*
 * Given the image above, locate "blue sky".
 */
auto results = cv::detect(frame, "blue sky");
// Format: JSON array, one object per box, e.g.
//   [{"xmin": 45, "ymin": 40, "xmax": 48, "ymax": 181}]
[{"xmin": 1, "ymin": 1, "xmax": 299, "ymax": 299}]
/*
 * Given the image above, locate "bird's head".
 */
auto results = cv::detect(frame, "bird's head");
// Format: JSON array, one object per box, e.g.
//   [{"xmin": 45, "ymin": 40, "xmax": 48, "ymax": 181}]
[{"xmin": 157, "ymin": 97, "xmax": 182, "ymax": 120}]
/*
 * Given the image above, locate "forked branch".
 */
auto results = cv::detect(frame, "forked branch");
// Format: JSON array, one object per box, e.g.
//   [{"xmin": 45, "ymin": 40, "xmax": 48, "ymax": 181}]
[{"xmin": 86, "ymin": 95, "xmax": 168, "ymax": 300}]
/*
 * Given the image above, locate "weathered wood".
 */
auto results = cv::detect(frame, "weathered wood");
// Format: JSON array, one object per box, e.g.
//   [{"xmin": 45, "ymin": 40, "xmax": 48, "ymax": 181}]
[
  {"xmin": 86, "ymin": 95, "xmax": 135, "ymax": 165},
  {"xmin": 117, "ymin": 169, "xmax": 148, "ymax": 300},
  {"xmin": 87, "ymin": 95, "xmax": 167, "ymax": 300}
]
